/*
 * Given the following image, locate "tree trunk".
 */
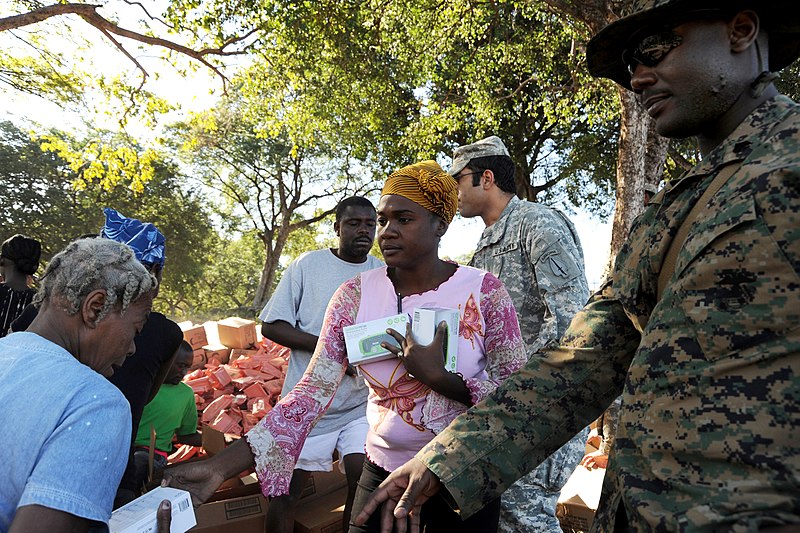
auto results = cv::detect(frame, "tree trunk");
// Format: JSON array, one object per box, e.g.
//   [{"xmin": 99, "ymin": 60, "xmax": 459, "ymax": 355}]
[
  {"xmin": 606, "ymin": 88, "xmax": 668, "ymax": 272},
  {"xmin": 252, "ymin": 254, "xmax": 277, "ymax": 314},
  {"xmin": 252, "ymin": 222, "xmax": 294, "ymax": 311}
]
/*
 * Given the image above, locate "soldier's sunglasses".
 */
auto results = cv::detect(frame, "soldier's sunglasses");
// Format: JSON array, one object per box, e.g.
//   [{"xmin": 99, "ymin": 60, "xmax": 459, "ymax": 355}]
[{"xmin": 621, "ymin": 9, "xmax": 729, "ymax": 76}]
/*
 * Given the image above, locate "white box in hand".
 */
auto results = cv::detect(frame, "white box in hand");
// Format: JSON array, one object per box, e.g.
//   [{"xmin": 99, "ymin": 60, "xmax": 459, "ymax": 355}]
[
  {"xmin": 109, "ymin": 486, "xmax": 196, "ymax": 533},
  {"xmin": 344, "ymin": 313, "xmax": 408, "ymax": 366},
  {"xmin": 412, "ymin": 307, "xmax": 460, "ymax": 373}
]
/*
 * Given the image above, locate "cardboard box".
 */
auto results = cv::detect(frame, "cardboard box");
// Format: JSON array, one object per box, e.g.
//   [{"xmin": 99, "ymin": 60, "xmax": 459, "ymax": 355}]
[
  {"xmin": 190, "ymin": 493, "xmax": 267, "ymax": 533},
  {"xmin": 110, "ymin": 487, "xmax": 196, "ymax": 533},
  {"xmin": 203, "ymin": 344, "xmax": 232, "ymax": 364},
  {"xmin": 229, "ymin": 348, "xmax": 259, "ymax": 363},
  {"xmin": 556, "ymin": 465, "xmax": 606, "ymax": 533},
  {"xmin": 181, "ymin": 323, "xmax": 208, "ymax": 351},
  {"xmin": 343, "ymin": 314, "xmax": 407, "ymax": 366},
  {"xmin": 217, "ymin": 317, "xmax": 258, "ymax": 349},
  {"xmin": 298, "ymin": 462, "xmax": 348, "ymax": 503},
  {"xmin": 191, "ymin": 349, "xmax": 206, "ymax": 370},
  {"xmin": 411, "ymin": 307, "xmax": 460, "ymax": 373},
  {"xmin": 294, "ymin": 486, "xmax": 347, "ymax": 533}
]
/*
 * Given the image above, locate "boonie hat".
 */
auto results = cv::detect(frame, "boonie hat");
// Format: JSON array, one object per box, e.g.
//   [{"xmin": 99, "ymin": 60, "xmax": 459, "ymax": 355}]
[
  {"xmin": 449, "ymin": 136, "xmax": 511, "ymax": 177},
  {"xmin": 587, "ymin": 0, "xmax": 800, "ymax": 90}
]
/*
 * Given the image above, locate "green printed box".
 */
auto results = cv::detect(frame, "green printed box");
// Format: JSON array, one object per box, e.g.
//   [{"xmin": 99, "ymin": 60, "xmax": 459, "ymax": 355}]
[
  {"xmin": 344, "ymin": 313, "xmax": 407, "ymax": 366},
  {"xmin": 411, "ymin": 307, "xmax": 460, "ymax": 373}
]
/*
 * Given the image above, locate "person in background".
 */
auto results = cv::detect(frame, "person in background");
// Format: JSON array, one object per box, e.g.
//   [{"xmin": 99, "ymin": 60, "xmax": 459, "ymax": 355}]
[
  {"xmin": 8, "ymin": 213, "xmax": 185, "ymax": 506},
  {"xmin": 449, "ymin": 135, "xmax": 590, "ymax": 531},
  {"xmin": 643, "ymin": 182, "xmax": 660, "ymax": 205},
  {"xmin": 260, "ymin": 196, "xmax": 383, "ymax": 533},
  {"xmin": 132, "ymin": 341, "xmax": 202, "ymax": 492},
  {"xmin": 0, "ymin": 238, "xmax": 156, "ymax": 532},
  {"xmin": 581, "ymin": 397, "xmax": 621, "ymax": 470},
  {"xmin": 353, "ymin": 1, "xmax": 800, "ymax": 531},
  {"xmin": 99, "ymin": 209, "xmax": 185, "ymax": 506},
  {"xmin": 0, "ymin": 234, "xmax": 41, "ymax": 337},
  {"xmin": 165, "ymin": 161, "xmax": 527, "ymax": 533}
]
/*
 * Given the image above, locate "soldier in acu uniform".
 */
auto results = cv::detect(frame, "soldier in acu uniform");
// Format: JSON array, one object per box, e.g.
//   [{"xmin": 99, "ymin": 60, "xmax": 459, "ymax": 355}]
[
  {"xmin": 450, "ymin": 135, "xmax": 590, "ymax": 532},
  {"xmin": 354, "ymin": 1, "xmax": 800, "ymax": 531}
]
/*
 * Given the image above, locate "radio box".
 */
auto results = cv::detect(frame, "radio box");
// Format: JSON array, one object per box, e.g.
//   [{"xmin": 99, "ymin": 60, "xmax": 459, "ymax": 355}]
[
  {"xmin": 343, "ymin": 313, "xmax": 407, "ymax": 366},
  {"xmin": 109, "ymin": 487, "xmax": 195, "ymax": 533},
  {"xmin": 411, "ymin": 307, "xmax": 460, "ymax": 373}
]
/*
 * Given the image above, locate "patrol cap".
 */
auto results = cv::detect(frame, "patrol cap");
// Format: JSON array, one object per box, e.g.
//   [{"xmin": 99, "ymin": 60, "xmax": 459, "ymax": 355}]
[
  {"xmin": 449, "ymin": 136, "xmax": 511, "ymax": 177},
  {"xmin": 587, "ymin": 0, "xmax": 800, "ymax": 90}
]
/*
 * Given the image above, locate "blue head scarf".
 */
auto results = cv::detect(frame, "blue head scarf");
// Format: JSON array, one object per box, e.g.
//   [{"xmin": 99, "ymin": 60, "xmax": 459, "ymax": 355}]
[{"xmin": 100, "ymin": 208, "xmax": 165, "ymax": 268}]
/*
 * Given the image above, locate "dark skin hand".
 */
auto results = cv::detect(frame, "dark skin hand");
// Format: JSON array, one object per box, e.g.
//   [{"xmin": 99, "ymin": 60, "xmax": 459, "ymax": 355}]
[
  {"xmin": 10, "ymin": 500, "xmax": 172, "ymax": 533},
  {"xmin": 163, "ymin": 437, "xmax": 254, "ymax": 506},
  {"xmin": 383, "ymin": 321, "xmax": 471, "ymax": 406},
  {"xmin": 352, "ymin": 457, "xmax": 442, "ymax": 533}
]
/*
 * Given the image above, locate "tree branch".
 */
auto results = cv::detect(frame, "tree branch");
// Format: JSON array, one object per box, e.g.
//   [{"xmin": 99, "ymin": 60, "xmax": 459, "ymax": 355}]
[{"xmin": 0, "ymin": 3, "xmax": 250, "ymax": 91}]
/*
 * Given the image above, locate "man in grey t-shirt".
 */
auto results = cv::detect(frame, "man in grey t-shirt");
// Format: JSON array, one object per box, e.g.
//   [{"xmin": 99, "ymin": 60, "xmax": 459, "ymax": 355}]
[{"xmin": 259, "ymin": 196, "xmax": 383, "ymax": 533}]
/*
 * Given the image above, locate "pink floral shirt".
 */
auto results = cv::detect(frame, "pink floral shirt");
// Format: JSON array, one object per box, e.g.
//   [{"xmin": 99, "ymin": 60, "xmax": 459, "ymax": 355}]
[{"xmin": 246, "ymin": 265, "xmax": 524, "ymax": 496}]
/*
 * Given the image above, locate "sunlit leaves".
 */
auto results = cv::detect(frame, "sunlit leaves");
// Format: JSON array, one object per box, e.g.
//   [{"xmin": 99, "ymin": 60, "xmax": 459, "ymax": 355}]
[{"xmin": 37, "ymin": 132, "xmax": 159, "ymax": 194}]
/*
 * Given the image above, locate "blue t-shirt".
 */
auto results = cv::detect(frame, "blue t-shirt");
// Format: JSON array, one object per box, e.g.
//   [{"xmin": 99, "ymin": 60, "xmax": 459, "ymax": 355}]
[{"xmin": 0, "ymin": 332, "xmax": 131, "ymax": 530}]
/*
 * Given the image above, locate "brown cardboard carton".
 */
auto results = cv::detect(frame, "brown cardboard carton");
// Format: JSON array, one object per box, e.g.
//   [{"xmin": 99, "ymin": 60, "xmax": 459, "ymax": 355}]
[
  {"xmin": 294, "ymin": 486, "xmax": 347, "ymax": 533},
  {"xmin": 298, "ymin": 462, "xmax": 348, "ymax": 503},
  {"xmin": 217, "ymin": 317, "xmax": 258, "ymax": 349},
  {"xmin": 203, "ymin": 344, "xmax": 232, "ymax": 365},
  {"xmin": 201, "ymin": 425, "xmax": 226, "ymax": 456},
  {"xmin": 556, "ymin": 465, "xmax": 605, "ymax": 533},
  {"xmin": 189, "ymin": 493, "xmax": 267, "ymax": 533},
  {"xmin": 191, "ymin": 349, "xmax": 206, "ymax": 370},
  {"xmin": 229, "ymin": 348, "xmax": 259, "ymax": 363},
  {"xmin": 181, "ymin": 323, "xmax": 208, "ymax": 351}
]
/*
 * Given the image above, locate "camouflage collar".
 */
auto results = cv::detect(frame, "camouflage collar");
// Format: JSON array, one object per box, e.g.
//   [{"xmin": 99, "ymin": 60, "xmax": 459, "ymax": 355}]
[
  {"xmin": 476, "ymin": 196, "xmax": 522, "ymax": 248},
  {"xmin": 667, "ymin": 95, "xmax": 797, "ymax": 192}
]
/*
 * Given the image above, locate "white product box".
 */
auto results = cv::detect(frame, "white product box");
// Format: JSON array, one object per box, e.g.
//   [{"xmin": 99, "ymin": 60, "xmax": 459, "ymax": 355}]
[
  {"xmin": 109, "ymin": 486, "xmax": 196, "ymax": 533},
  {"xmin": 344, "ymin": 313, "xmax": 407, "ymax": 365},
  {"xmin": 412, "ymin": 307, "xmax": 460, "ymax": 373}
]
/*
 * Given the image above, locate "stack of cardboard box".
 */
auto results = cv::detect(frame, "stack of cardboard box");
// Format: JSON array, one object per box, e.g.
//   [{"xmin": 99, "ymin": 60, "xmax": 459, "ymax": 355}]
[{"xmin": 188, "ymin": 462, "xmax": 348, "ymax": 533}]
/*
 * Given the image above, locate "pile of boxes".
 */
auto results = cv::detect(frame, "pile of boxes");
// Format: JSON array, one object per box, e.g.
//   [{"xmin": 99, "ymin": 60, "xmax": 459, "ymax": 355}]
[
  {"xmin": 180, "ymin": 317, "xmax": 269, "ymax": 370},
  {"xmin": 172, "ymin": 317, "xmax": 350, "ymax": 532},
  {"xmin": 188, "ymin": 460, "xmax": 349, "ymax": 533},
  {"xmin": 177, "ymin": 318, "xmax": 290, "ymax": 437}
]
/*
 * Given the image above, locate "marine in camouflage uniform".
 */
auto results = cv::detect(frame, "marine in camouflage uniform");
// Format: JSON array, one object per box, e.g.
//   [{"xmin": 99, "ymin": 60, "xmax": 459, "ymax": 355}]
[
  {"xmin": 451, "ymin": 136, "xmax": 590, "ymax": 531},
  {"xmin": 470, "ymin": 197, "xmax": 590, "ymax": 532},
  {"xmin": 422, "ymin": 93, "xmax": 800, "ymax": 532},
  {"xmin": 352, "ymin": 1, "xmax": 800, "ymax": 531}
]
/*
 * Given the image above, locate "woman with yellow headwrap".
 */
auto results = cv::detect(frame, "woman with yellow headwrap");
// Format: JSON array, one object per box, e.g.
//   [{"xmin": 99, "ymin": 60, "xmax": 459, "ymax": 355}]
[{"xmin": 166, "ymin": 162, "xmax": 525, "ymax": 532}]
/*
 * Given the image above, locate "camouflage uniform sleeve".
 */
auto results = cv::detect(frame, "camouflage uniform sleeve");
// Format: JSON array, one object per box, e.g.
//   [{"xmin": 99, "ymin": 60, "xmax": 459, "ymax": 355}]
[
  {"xmin": 598, "ymin": 396, "xmax": 622, "ymax": 455},
  {"xmin": 526, "ymin": 221, "xmax": 590, "ymax": 352},
  {"xmin": 416, "ymin": 280, "xmax": 639, "ymax": 518}
]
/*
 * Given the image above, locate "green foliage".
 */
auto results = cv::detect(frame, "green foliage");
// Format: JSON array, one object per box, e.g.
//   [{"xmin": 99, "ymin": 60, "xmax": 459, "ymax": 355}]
[
  {"xmin": 171, "ymin": 78, "xmax": 387, "ymax": 309},
  {"xmin": 0, "ymin": 50, "xmax": 84, "ymax": 104},
  {"xmin": 0, "ymin": 120, "xmax": 216, "ymax": 317},
  {"xmin": 776, "ymin": 63, "xmax": 800, "ymax": 101},
  {"xmin": 164, "ymin": 0, "xmax": 621, "ymax": 216},
  {"xmin": 188, "ymin": 231, "xmax": 265, "ymax": 322},
  {"xmin": 36, "ymin": 131, "xmax": 159, "ymax": 194}
]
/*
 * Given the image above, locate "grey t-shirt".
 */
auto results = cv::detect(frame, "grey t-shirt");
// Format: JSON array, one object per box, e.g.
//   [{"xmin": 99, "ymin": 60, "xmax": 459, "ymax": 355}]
[{"xmin": 259, "ymin": 248, "xmax": 383, "ymax": 436}]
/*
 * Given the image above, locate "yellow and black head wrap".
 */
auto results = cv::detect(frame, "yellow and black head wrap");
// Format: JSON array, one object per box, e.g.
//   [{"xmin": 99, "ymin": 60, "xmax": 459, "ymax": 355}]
[{"xmin": 381, "ymin": 161, "xmax": 458, "ymax": 223}]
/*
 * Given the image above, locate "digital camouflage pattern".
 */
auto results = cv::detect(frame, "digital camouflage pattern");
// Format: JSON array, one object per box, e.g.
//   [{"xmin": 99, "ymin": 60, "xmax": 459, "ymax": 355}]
[
  {"xmin": 418, "ymin": 96, "xmax": 800, "ymax": 531},
  {"xmin": 468, "ymin": 196, "xmax": 590, "ymax": 531}
]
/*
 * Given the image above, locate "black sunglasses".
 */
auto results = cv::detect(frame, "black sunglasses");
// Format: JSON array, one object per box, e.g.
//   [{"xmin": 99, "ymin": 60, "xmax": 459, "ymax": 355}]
[{"xmin": 622, "ymin": 9, "xmax": 730, "ymax": 76}]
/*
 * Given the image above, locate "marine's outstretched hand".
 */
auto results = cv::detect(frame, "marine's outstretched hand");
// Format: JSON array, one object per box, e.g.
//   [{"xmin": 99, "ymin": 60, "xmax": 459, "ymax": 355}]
[{"xmin": 352, "ymin": 458, "xmax": 443, "ymax": 533}]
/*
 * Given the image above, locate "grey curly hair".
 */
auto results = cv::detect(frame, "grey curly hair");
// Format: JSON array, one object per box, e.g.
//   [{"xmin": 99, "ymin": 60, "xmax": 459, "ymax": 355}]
[{"xmin": 35, "ymin": 238, "xmax": 157, "ymax": 323}]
